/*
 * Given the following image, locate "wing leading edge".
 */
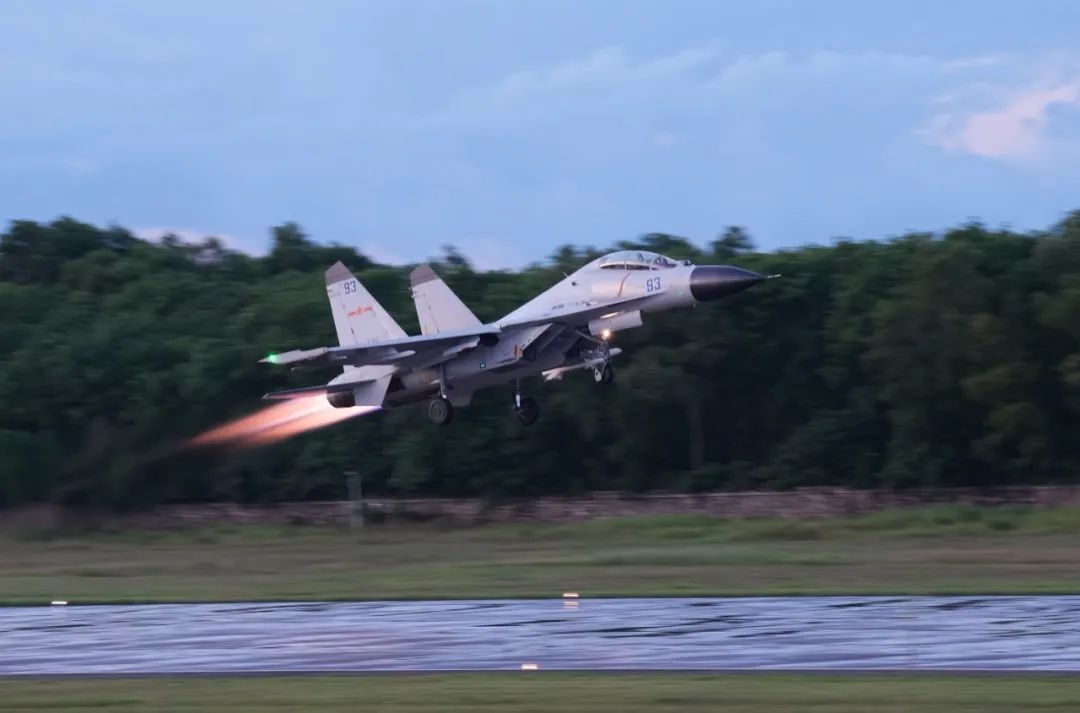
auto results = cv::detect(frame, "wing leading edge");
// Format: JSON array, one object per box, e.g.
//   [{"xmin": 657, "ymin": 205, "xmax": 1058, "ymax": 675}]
[
  {"xmin": 497, "ymin": 291, "xmax": 660, "ymax": 330},
  {"xmin": 262, "ymin": 324, "xmax": 500, "ymax": 370}
]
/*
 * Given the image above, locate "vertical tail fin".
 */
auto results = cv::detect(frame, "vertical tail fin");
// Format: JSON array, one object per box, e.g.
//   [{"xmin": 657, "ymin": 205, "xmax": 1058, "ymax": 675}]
[
  {"xmin": 325, "ymin": 261, "xmax": 406, "ymax": 346},
  {"xmin": 409, "ymin": 264, "xmax": 483, "ymax": 335}
]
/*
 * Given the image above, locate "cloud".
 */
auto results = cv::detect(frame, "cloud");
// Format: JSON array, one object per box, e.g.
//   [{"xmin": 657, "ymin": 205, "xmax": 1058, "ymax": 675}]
[
  {"xmin": 925, "ymin": 80, "xmax": 1080, "ymax": 160},
  {"xmin": 403, "ymin": 46, "xmax": 984, "ymax": 248},
  {"xmin": 942, "ymin": 54, "xmax": 1008, "ymax": 72},
  {"xmin": 454, "ymin": 238, "xmax": 528, "ymax": 271},
  {"xmin": 653, "ymin": 131, "xmax": 677, "ymax": 149},
  {"xmin": 488, "ymin": 43, "xmax": 722, "ymax": 99},
  {"xmin": 5, "ymin": 2, "xmax": 1080, "ymax": 265},
  {"xmin": 428, "ymin": 47, "xmax": 951, "ymax": 132}
]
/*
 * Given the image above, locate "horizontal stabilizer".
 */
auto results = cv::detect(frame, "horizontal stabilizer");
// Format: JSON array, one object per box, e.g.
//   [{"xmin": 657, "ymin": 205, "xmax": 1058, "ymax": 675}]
[
  {"xmin": 262, "ymin": 382, "xmax": 355, "ymax": 400},
  {"xmin": 262, "ymin": 375, "xmax": 391, "ymax": 405},
  {"xmin": 351, "ymin": 375, "xmax": 392, "ymax": 407}
]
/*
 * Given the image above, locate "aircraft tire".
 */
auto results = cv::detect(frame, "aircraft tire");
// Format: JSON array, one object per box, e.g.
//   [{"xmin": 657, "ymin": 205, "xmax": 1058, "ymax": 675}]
[
  {"xmin": 515, "ymin": 396, "xmax": 540, "ymax": 426},
  {"xmin": 595, "ymin": 363, "xmax": 615, "ymax": 385},
  {"xmin": 428, "ymin": 397, "xmax": 453, "ymax": 425}
]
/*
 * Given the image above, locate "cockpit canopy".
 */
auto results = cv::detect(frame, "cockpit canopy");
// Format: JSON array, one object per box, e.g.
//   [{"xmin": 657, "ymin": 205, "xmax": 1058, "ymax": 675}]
[{"xmin": 596, "ymin": 250, "xmax": 685, "ymax": 271}]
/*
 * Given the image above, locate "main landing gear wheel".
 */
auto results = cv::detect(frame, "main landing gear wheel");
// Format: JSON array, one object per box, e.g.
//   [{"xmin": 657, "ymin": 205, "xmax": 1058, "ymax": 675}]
[
  {"xmin": 594, "ymin": 363, "xmax": 615, "ymax": 385},
  {"xmin": 427, "ymin": 397, "xmax": 453, "ymax": 425},
  {"xmin": 515, "ymin": 396, "xmax": 540, "ymax": 426}
]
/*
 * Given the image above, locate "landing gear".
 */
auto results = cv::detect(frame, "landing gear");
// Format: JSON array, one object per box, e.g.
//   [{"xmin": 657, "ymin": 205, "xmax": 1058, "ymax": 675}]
[
  {"xmin": 515, "ymin": 396, "xmax": 540, "ymax": 426},
  {"xmin": 427, "ymin": 396, "xmax": 453, "ymax": 425},
  {"xmin": 574, "ymin": 329, "xmax": 615, "ymax": 386},
  {"xmin": 512, "ymin": 380, "xmax": 540, "ymax": 426},
  {"xmin": 428, "ymin": 364, "xmax": 455, "ymax": 425}
]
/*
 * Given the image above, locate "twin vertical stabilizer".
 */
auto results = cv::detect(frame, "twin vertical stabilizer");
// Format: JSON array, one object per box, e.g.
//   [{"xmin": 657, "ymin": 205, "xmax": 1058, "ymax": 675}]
[
  {"xmin": 409, "ymin": 264, "xmax": 482, "ymax": 335},
  {"xmin": 325, "ymin": 261, "xmax": 407, "ymax": 347}
]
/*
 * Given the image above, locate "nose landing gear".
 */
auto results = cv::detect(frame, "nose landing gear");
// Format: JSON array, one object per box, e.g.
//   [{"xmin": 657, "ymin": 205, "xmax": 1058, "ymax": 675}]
[{"xmin": 574, "ymin": 328, "xmax": 616, "ymax": 386}]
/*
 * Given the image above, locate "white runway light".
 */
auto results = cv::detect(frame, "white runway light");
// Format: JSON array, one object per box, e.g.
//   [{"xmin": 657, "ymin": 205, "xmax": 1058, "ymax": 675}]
[
  {"xmin": 562, "ymin": 592, "xmax": 579, "ymax": 598},
  {"xmin": 50, "ymin": 601, "xmax": 67, "ymax": 606},
  {"xmin": 520, "ymin": 662, "xmax": 539, "ymax": 670}
]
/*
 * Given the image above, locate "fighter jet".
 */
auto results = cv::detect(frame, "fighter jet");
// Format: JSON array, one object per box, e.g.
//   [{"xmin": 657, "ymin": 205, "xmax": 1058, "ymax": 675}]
[{"xmin": 260, "ymin": 250, "xmax": 771, "ymax": 425}]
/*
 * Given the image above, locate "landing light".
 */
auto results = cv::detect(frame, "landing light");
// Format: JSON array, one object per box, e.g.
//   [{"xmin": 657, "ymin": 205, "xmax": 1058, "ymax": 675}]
[{"xmin": 601, "ymin": 329, "xmax": 612, "ymax": 341}]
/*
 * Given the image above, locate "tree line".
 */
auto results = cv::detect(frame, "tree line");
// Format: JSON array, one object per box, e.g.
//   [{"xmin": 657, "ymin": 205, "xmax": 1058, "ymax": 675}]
[{"xmin": 2, "ymin": 211, "xmax": 1080, "ymax": 509}]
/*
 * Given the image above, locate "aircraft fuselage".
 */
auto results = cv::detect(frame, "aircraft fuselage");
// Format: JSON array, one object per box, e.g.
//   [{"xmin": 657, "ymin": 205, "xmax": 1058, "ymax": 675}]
[{"xmin": 264, "ymin": 248, "xmax": 769, "ymax": 426}]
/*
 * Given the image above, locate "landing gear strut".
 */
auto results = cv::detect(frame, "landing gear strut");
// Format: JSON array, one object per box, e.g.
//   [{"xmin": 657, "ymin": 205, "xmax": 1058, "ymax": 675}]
[
  {"xmin": 427, "ymin": 363, "xmax": 455, "ymax": 425},
  {"xmin": 515, "ymin": 396, "xmax": 540, "ymax": 426},
  {"xmin": 512, "ymin": 380, "xmax": 540, "ymax": 426},
  {"xmin": 427, "ymin": 396, "xmax": 453, "ymax": 425},
  {"xmin": 577, "ymin": 328, "xmax": 615, "ymax": 386}
]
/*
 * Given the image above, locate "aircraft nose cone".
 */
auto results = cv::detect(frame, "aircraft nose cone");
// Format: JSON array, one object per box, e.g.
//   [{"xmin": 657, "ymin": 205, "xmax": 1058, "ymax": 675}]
[{"xmin": 689, "ymin": 265, "xmax": 767, "ymax": 301}]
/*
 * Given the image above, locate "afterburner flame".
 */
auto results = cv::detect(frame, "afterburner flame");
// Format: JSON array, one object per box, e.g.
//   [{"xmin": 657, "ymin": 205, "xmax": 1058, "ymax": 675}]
[
  {"xmin": 186, "ymin": 395, "xmax": 377, "ymax": 450},
  {"xmin": 236, "ymin": 404, "xmax": 378, "ymax": 447}
]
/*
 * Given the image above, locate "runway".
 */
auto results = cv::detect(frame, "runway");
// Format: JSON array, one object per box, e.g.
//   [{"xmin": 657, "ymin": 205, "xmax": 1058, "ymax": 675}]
[{"xmin": 1, "ymin": 596, "xmax": 1078, "ymax": 675}]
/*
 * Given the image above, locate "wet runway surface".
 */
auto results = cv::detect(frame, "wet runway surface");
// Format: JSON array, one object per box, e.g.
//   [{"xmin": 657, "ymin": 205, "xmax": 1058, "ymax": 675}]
[{"xmin": 2, "ymin": 596, "xmax": 1078, "ymax": 675}]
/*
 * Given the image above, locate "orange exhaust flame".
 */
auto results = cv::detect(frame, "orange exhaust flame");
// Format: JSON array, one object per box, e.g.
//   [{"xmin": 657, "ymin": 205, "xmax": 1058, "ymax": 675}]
[
  {"xmin": 185, "ymin": 394, "xmax": 378, "ymax": 451},
  {"xmin": 236, "ymin": 404, "xmax": 378, "ymax": 448},
  {"xmin": 186, "ymin": 397, "xmax": 325, "ymax": 448}
]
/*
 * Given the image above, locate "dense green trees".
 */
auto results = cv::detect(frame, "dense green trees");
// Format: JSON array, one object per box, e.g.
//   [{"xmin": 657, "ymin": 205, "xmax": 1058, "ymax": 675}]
[{"xmin": 2, "ymin": 212, "xmax": 1080, "ymax": 509}]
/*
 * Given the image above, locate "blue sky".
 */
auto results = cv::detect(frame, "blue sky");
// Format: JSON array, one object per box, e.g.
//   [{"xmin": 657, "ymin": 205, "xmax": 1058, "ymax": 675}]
[{"xmin": 3, "ymin": 0, "xmax": 1080, "ymax": 268}]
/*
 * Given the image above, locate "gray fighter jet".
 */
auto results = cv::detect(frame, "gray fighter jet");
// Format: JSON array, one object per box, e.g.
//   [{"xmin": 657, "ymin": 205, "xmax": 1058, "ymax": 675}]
[{"xmin": 261, "ymin": 250, "xmax": 771, "ymax": 425}]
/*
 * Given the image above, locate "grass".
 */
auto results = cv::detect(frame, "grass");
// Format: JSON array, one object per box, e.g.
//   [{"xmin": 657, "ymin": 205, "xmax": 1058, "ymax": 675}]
[
  {"xmin": 2, "ymin": 674, "xmax": 1079, "ymax": 712},
  {"xmin": 1, "ymin": 505, "xmax": 1079, "ymax": 604}
]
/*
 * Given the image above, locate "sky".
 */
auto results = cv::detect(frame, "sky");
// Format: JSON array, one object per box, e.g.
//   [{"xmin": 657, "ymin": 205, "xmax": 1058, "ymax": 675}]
[{"xmin": 2, "ymin": 0, "xmax": 1080, "ymax": 269}]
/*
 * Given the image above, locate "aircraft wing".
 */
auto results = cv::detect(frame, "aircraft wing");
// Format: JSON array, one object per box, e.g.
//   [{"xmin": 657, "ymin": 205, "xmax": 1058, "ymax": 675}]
[
  {"xmin": 260, "ymin": 325, "xmax": 501, "ymax": 370},
  {"xmin": 499, "ymin": 292, "xmax": 658, "ymax": 330},
  {"xmin": 264, "ymin": 290, "xmax": 659, "ymax": 371}
]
